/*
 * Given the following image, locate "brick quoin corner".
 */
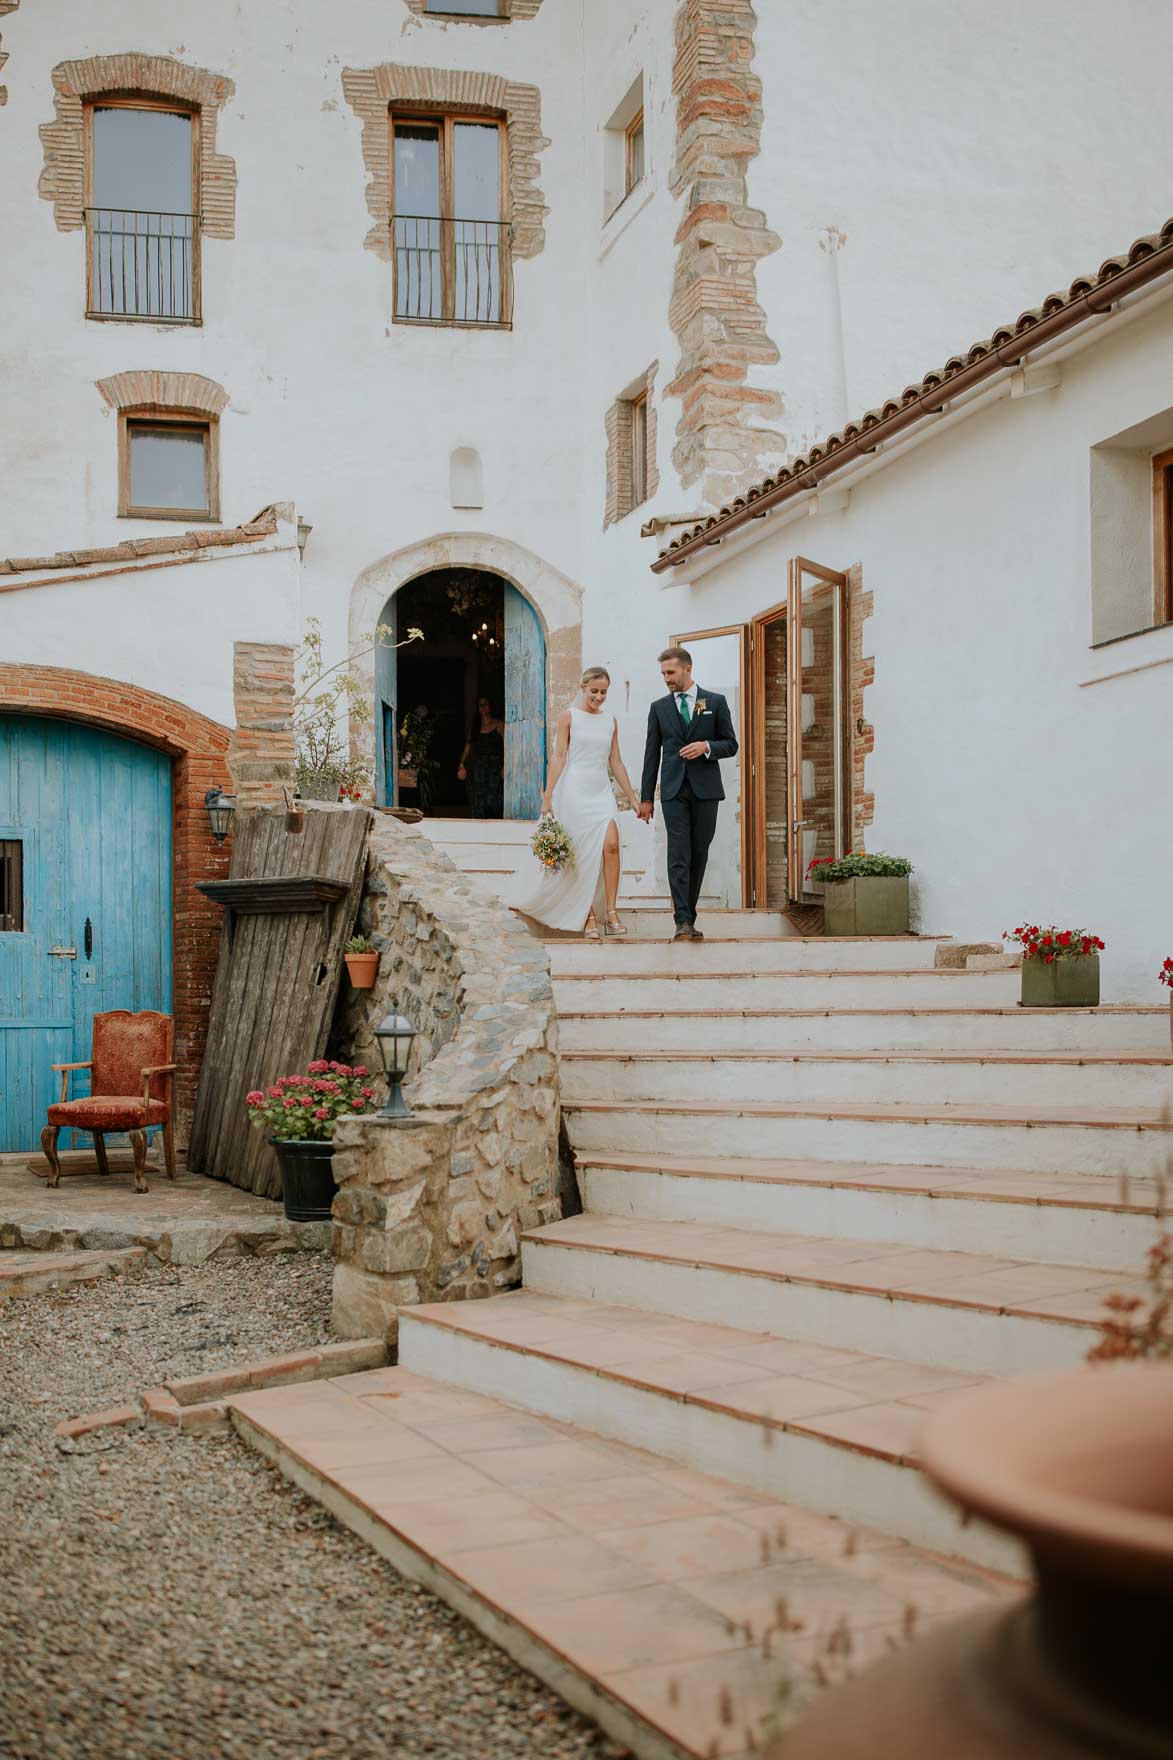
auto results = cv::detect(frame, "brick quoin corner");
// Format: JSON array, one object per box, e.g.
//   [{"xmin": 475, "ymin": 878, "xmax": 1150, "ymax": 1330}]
[{"xmin": 0, "ymin": 665, "xmax": 232, "ymax": 1146}]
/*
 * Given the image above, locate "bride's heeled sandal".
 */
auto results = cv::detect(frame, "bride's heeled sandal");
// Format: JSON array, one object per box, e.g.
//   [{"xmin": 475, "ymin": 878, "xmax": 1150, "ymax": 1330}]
[
  {"xmin": 584, "ymin": 913, "xmax": 601, "ymax": 941},
  {"xmin": 605, "ymin": 912, "xmax": 628, "ymax": 937}
]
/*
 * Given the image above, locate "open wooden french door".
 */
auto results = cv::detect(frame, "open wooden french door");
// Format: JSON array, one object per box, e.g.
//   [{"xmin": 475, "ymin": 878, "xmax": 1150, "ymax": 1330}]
[
  {"xmin": 669, "ymin": 624, "xmax": 752, "ymax": 907},
  {"xmin": 744, "ymin": 557, "xmax": 850, "ymax": 907}
]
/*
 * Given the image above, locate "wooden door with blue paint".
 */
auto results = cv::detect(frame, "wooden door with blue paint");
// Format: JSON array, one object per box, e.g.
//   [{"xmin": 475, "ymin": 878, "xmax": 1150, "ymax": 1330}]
[
  {"xmin": 375, "ymin": 592, "xmax": 398, "ymax": 808},
  {"xmin": 503, "ymin": 584, "xmax": 546, "ymax": 819},
  {"xmin": 0, "ymin": 717, "xmax": 172, "ymax": 1152}
]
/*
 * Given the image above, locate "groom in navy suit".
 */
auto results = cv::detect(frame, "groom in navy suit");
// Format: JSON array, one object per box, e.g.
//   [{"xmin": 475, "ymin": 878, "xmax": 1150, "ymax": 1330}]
[{"xmin": 639, "ymin": 646, "xmax": 739, "ymax": 942}]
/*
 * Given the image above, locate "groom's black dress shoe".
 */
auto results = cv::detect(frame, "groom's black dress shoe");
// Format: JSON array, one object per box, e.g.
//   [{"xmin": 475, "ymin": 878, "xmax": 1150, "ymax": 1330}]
[
  {"xmin": 689, "ymin": 927, "xmax": 704, "ymax": 940},
  {"xmin": 672, "ymin": 925, "xmax": 693, "ymax": 942}
]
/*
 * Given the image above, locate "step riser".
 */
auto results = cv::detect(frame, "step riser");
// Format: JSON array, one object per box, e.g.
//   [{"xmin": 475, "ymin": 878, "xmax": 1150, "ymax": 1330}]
[
  {"xmin": 580, "ymin": 1166, "xmax": 1150, "ymax": 1274},
  {"xmin": 398, "ymin": 1317, "xmax": 1022, "ymax": 1576},
  {"xmin": 552, "ymin": 974, "xmax": 1021, "ymax": 1010},
  {"xmin": 550, "ymin": 943, "xmax": 955, "ymax": 974},
  {"xmin": 566, "ymin": 1109, "xmax": 1172, "ymax": 1176},
  {"xmin": 600, "ymin": 913, "xmax": 789, "ymax": 941},
  {"xmin": 231, "ymin": 1409, "xmax": 675, "ymax": 1760},
  {"xmin": 563, "ymin": 1060, "xmax": 1173, "ymax": 1110},
  {"xmin": 557, "ymin": 1013, "xmax": 1169, "ymax": 1053},
  {"xmin": 520, "ymin": 1241, "xmax": 1093, "ymax": 1380}
]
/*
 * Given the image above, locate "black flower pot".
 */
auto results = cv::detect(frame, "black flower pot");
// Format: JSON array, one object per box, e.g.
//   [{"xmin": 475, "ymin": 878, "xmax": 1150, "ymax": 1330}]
[{"xmin": 269, "ymin": 1137, "xmax": 338, "ymax": 1222}]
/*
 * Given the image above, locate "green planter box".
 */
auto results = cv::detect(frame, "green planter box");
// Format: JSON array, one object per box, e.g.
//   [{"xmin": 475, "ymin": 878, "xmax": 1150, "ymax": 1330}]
[
  {"xmin": 1019, "ymin": 953, "xmax": 1100, "ymax": 1008},
  {"xmin": 822, "ymin": 875, "xmax": 910, "ymax": 937}
]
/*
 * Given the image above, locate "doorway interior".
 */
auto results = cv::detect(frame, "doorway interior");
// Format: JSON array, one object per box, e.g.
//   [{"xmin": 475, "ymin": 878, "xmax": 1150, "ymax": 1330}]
[{"xmin": 375, "ymin": 567, "xmax": 546, "ymax": 819}]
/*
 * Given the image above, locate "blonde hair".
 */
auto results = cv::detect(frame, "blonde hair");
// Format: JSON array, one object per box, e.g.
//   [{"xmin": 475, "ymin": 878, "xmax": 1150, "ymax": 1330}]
[{"xmin": 580, "ymin": 667, "xmax": 611, "ymax": 687}]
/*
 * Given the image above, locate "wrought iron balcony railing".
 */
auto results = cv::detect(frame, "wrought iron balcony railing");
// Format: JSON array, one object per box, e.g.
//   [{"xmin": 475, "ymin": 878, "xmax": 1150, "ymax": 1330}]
[
  {"xmin": 85, "ymin": 207, "xmax": 199, "ymax": 323},
  {"xmin": 392, "ymin": 215, "xmax": 512, "ymax": 328}
]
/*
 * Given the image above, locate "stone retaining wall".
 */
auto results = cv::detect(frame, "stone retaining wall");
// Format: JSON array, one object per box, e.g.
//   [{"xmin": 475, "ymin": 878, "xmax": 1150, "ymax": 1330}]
[{"xmin": 330, "ymin": 817, "xmax": 561, "ymax": 1342}]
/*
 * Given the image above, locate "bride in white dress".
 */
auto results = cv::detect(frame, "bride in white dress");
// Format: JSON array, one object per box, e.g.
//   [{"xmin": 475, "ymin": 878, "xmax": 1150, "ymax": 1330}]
[{"xmin": 513, "ymin": 667, "xmax": 642, "ymax": 939}]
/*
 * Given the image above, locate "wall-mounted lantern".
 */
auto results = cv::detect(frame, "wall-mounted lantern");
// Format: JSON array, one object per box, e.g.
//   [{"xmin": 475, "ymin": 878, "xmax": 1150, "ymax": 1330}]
[{"xmin": 204, "ymin": 786, "xmax": 236, "ymax": 843}]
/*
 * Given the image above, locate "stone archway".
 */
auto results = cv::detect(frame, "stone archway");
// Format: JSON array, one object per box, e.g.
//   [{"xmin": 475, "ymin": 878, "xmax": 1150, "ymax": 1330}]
[
  {"xmin": 0, "ymin": 664, "xmax": 232, "ymax": 1143},
  {"xmin": 349, "ymin": 532, "xmax": 583, "ymax": 790}
]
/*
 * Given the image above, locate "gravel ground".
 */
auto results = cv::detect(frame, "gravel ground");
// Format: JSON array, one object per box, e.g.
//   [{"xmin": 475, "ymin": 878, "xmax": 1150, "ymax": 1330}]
[{"xmin": 0, "ymin": 1254, "xmax": 625, "ymax": 1760}]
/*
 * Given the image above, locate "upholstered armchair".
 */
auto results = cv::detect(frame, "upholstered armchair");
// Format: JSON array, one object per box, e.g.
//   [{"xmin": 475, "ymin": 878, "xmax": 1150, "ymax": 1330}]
[{"xmin": 41, "ymin": 1010, "xmax": 176, "ymax": 1194}]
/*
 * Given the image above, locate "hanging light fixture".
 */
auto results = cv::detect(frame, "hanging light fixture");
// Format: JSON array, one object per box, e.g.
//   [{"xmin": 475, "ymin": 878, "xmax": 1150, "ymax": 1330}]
[
  {"xmin": 373, "ymin": 1009, "xmax": 417, "ymax": 1118},
  {"xmin": 204, "ymin": 786, "xmax": 236, "ymax": 843}
]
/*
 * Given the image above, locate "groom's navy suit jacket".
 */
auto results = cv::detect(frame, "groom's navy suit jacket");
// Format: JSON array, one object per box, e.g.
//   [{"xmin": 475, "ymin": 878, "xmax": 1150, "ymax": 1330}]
[{"xmin": 641, "ymin": 687, "xmax": 739, "ymax": 804}]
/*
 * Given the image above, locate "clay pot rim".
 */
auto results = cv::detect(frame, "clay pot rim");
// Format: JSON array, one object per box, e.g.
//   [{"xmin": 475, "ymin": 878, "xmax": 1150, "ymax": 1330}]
[{"xmin": 924, "ymin": 1365, "xmax": 1173, "ymax": 1585}]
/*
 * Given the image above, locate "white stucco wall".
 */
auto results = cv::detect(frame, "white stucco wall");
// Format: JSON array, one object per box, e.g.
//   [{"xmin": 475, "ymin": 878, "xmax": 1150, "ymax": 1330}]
[{"xmin": 653, "ymin": 294, "xmax": 1173, "ymax": 999}]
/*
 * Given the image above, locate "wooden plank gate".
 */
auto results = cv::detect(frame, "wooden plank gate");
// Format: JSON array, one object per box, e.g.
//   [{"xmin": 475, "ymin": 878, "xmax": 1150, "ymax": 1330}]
[{"xmin": 187, "ymin": 806, "xmax": 371, "ymax": 1198}]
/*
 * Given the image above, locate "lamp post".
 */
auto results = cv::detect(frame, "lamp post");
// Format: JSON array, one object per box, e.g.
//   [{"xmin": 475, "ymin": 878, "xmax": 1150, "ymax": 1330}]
[
  {"xmin": 204, "ymin": 786, "xmax": 236, "ymax": 843},
  {"xmin": 374, "ymin": 1010, "xmax": 417, "ymax": 1119}
]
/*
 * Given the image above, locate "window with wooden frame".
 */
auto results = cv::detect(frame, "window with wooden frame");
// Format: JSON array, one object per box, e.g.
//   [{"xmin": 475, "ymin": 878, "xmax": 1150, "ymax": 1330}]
[
  {"xmin": 85, "ymin": 98, "xmax": 200, "ymax": 323},
  {"xmin": 391, "ymin": 112, "xmax": 510, "ymax": 327},
  {"xmin": 119, "ymin": 412, "xmax": 219, "ymax": 521},
  {"xmin": 1154, "ymin": 446, "xmax": 1173, "ymax": 626},
  {"xmin": 630, "ymin": 390, "xmax": 650, "ymax": 510},
  {"xmin": 625, "ymin": 108, "xmax": 645, "ymax": 199}
]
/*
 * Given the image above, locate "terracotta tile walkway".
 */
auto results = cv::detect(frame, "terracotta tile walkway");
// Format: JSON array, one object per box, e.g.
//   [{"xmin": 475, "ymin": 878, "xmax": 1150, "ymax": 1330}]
[{"xmin": 230, "ymin": 1367, "xmax": 1021, "ymax": 1759}]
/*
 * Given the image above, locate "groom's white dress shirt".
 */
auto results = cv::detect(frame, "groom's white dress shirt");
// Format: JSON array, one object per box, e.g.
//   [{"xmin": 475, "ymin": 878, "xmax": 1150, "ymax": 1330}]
[{"xmin": 675, "ymin": 683, "xmax": 712, "ymax": 758}]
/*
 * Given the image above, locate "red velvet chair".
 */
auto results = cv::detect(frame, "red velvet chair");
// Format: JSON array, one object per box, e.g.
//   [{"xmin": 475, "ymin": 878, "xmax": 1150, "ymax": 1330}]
[{"xmin": 41, "ymin": 1010, "xmax": 176, "ymax": 1194}]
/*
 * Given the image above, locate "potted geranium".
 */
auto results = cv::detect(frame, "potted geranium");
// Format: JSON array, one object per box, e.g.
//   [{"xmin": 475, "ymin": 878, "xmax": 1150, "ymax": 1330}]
[
  {"xmin": 808, "ymin": 851, "xmax": 913, "ymax": 936},
  {"xmin": 344, "ymin": 934, "xmax": 380, "ymax": 989},
  {"xmin": 246, "ymin": 1060, "xmax": 378, "ymax": 1221},
  {"xmin": 1003, "ymin": 924, "xmax": 1105, "ymax": 1008},
  {"xmin": 1160, "ymin": 956, "xmax": 1173, "ymax": 1050}
]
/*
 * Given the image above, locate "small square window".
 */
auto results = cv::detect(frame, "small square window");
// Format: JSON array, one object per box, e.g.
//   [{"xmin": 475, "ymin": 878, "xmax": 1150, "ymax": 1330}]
[
  {"xmin": 121, "ymin": 417, "xmax": 217, "ymax": 520},
  {"xmin": 625, "ymin": 109, "xmax": 645, "ymax": 197},
  {"xmin": 0, "ymin": 840, "xmax": 23, "ymax": 933}
]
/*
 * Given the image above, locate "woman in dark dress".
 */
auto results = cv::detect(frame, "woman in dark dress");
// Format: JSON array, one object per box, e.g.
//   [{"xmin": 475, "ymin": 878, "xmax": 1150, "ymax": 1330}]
[{"xmin": 458, "ymin": 697, "xmax": 505, "ymax": 818}]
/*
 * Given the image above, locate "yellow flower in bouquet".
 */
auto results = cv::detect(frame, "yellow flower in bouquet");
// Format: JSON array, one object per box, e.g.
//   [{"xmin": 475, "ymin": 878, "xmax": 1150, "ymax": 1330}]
[{"xmin": 532, "ymin": 814, "xmax": 574, "ymax": 873}]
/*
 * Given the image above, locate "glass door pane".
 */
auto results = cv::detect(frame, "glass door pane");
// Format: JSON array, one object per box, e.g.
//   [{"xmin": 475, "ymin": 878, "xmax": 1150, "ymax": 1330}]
[
  {"xmin": 670, "ymin": 629, "xmax": 747, "ymax": 907},
  {"xmin": 394, "ymin": 123, "xmax": 442, "ymax": 318},
  {"xmin": 90, "ymin": 107, "xmax": 194, "ymax": 318},
  {"xmin": 453, "ymin": 122, "xmax": 501, "ymax": 322},
  {"xmin": 787, "ymin": 558, "xmax": 848, "ymax": 902}
]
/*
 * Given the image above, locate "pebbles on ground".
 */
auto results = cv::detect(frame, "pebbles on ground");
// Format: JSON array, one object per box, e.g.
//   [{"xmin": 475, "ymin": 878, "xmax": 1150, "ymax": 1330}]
[{"xmin": 0, "ymin": 1254, "xmax": 627, "ymax": 1760}]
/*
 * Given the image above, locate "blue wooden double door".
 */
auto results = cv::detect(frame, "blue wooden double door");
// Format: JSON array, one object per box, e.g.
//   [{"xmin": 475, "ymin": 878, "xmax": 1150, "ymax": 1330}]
[{"xmin": 0, "ymin": 717, "xmax": 172, "ymax": 1152}]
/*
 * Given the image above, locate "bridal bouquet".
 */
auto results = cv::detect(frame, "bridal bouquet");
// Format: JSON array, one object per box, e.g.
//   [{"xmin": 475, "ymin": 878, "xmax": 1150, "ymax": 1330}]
[{"xmin": 532, "ymin": 814, "xmax": 574, "ymax": 873}]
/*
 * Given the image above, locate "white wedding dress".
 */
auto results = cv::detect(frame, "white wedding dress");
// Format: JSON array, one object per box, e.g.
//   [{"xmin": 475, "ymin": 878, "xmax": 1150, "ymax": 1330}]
[{"xmin": 513, "ymin": 707, "xmax": 618, "ymax": 931}]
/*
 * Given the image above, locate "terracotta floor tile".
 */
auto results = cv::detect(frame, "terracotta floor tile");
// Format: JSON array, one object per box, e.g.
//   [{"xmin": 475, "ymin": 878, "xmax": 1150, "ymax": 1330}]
[
  {"xmin": 792, "ymin": 1400, "xmax": 925, "ymax": 1463},
  {"xmin": 685, "ymin": 1553, "xmax": 909, "ymax": 1634},
  {"xmin": 841, "ymin": 1249, "xmax": 1015, "ymax": 1290},
  {"xmin": 448, "ymin": 1532, "xmax": 659, "ymax": 1608},
  {"xmin": 810, "ymin": 1357, "xmax": 988, "ymax": 1402},
  {"xmin": 650, "ymin": 1467, "xmax": 782, "ymax": 1512},
  {"xmin": 610, "ymin": 1352, "xmax": 768, "ymax": 1396},
  {"xmin": 392, "ymin": 1490, "xmax": 573, "ymax": 1554},
  {"xmin": 604, "ymin": 1647, "xmax": 792, "ymax": 1760},
  {"xmin": 332, "ymin": 1453, "xmax": 496, "ymax": 1508},
  {"xmin": 295, "ymin": 1423, "xmax": 443, "ymax": 1471},
  {"xmin": 716, "ymin": 1337, "xmax": 875, "ymax": 1377},
  {"xmin": 735, "ymin": 1504, "xmax": 907, "ymax": 1562},
  {"xmin": 700, "ymin": 1374, "xmax": 867, "ymax": 1424},
  {"xmin": 474, "ymin": 1439, "xmax": 643, "ymax": 1490},
  {"xmin": 839, "ymin": 1549, "xmax": 1025, "ymax": 1616},
  {"xmin": 1010, "ymin": 1283, "xmax": 1133, "ymax": 1321},
  {"xmin": 594, "ymin": 1512, "xmax": 771, "ymax": 1582},
  {"xmin": 526, "ymin": 1473, "xmax": 718, "ymax": 1534},
  {"xmin": 638, "ymin": 1318, "xmax": 774, "ymax": 1355},
  {"xmin": 377, "ymin": 1387, "xmax": 525, "ymax": 1431},
  {"xmin": 524, "ymin": 1582, "xmax": 748, "ymax": 1675},
  {"xmin": 414, "ymin": 1413, "xmax": 567, "ymax": 1455},
  {"xmin": 921, "ymin": 1266, "xmax": 1115, "ymax": 1308}
]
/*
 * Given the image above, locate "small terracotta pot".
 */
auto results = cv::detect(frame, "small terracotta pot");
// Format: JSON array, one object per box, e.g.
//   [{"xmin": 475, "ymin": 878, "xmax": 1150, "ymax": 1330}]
[
  {"xmin": 344, "ymin": 951, "xmax": 379, "ymax": 989},
  {"xmin": 779, "ymin": 1365, "xmax": 1173, "ymax": 1759}
]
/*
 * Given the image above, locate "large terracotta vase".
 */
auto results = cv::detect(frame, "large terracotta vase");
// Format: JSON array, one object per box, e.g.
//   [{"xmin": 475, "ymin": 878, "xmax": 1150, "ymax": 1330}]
[{"xmin": 778, "ymin": 1365, "xmax": 1173, "ymax": 1759}]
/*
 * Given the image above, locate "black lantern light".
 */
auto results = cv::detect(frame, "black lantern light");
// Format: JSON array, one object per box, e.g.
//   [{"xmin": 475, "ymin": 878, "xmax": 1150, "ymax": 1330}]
[
  {"xmin": 204, "ymin": 786, "xmax": 236, "ymax": 843},
  {"xmin": 374, "ymin": 1010, "xmax": 417, "ymax": 1119}
]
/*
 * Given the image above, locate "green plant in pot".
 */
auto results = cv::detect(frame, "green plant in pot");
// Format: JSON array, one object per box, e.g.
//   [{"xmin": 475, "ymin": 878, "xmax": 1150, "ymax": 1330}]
[
  {"xmin": 1004, "ymin": 923, "xmax": 1104, "ymax": 1008},
  {"xmin": 344, "ymin": 934, "xmax": 380, "ymax": 990},
  {"xmin": 808, "ymin": 851, "xmax": 913, "ymax": 936},
  {"xmin": 293, "ymin": 615, "xmax": 422, "ymax": 803},
  {"xmin": 246, "ymin": 1061, "xmax": 378, "ymax": 1221}
]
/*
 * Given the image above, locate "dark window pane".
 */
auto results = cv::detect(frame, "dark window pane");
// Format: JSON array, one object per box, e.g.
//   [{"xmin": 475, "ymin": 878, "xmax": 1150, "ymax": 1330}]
[
  {"xmin": 453, "ymin": 123, "xmax": 500, "ymax": 221},
  {"xmin": 454, "ymin": 123, "xmax": 502, "ymax": 321},
  {"xmin": 90, "ymin": 108, "xmax": 195, "ymax": 318},
  {"xmin": 628, "ymin": 116, "xmax": 645, "ymax": 190},
  {"xmin": 92, "ymin": 107, "xmax": 192, "ymax": 213},
  {"xmin": 0, "ymin": 840, "xmax": 23, "ymax": 932},
  {"xmin": 394, "ymin": 123, "xmax": 441, "ymax": 217},
  {"xmin": 424, "ymin": 0, "xmax": 500, "ymax": 14},
  {"xmin": 129, "ymin": 425, "xmax": 208, "ymax": 512}
]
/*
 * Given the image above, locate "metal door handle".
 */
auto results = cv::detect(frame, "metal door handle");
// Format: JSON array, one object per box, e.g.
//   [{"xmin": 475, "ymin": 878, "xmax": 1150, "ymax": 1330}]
[{"xmin": 48, "ymin": 945, "xmax": 77, "ymax": 958}]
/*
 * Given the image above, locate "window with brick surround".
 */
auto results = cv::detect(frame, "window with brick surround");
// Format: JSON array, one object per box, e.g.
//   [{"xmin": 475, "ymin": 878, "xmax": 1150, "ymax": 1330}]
[
  {"xmin": 604, "ymin": 366, "xmax": 659, "ymax": 527},
  {"xmin": 119, "ymin": 413, "xmax": 218, "ymax": 521},
  {"xmin": 86, "ymin": 99, "xmax": 200, "ymax": 323},
  {"xmin": 424, "ymin": 0, "xmax": 504, "ymax": 13},
  {"xmin": 392, "ymin": 112, "xmax": 510, "ymax": 326}
]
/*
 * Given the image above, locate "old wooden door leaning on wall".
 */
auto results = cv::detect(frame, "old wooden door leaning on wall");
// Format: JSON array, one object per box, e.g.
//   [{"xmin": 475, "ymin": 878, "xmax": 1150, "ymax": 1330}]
[{"xmin": 0, "ymin": 716, "xmax": 172, "ymax": 1152}]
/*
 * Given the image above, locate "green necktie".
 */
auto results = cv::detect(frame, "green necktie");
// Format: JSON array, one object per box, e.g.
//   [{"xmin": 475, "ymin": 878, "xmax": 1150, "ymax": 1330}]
[{"xmin": 677, "ymin": 693, "xmax": 692, "ymax": 729}]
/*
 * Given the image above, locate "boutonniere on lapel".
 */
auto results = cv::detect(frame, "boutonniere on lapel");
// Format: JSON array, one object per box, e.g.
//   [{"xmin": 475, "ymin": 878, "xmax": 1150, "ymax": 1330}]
[{"xmin": 694, "ymin": 698, "xmax": 708, "ymax": 717}]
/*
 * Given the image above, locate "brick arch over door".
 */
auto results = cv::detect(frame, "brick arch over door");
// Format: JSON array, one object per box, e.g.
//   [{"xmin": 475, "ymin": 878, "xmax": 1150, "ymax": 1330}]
[
  {"xmin": 349, "ymin": 532, "xmax": 582, "ymax": 782},
  {"xmin": 0, "ymin": 665, "xmax": 232, "ymax": 1145}
]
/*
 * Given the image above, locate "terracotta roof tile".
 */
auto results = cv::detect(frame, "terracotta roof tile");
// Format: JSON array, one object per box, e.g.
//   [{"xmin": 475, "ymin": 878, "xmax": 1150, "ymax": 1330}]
[
  {"xmin": 655, "ymin": 215, "xmax": 1173, "ymax": 568},
  {"xmin": 0, "ymin": 505, "xmax": 280, "ymax": 577}
]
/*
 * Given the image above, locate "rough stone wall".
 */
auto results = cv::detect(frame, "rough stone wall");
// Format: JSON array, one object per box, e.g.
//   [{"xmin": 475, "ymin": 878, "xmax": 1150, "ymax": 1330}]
[
  {"xmin": 342, "ymin": 63, "xmax": 548, "ymax": 264},
  {"xmin": 227, "ymin": 642, "xmax": 295, "ymax": 807},
  {"xmin": 847, "ymin": 565, "xmax": 875, "ymax": 850},
  {"xmin": 330, "ymin": 817, "xmax": 560, "ymax": 1342},
  {"xmin": 666, "ymin": 0, "xmax": 785, "ymax": 509},
  {"xmin": 603, "ymin": 363, "xmax": 660, "ymax": 529},
  {"xmin": 38, "ymin": 53, "xmax": 237, "ymax": 237}
]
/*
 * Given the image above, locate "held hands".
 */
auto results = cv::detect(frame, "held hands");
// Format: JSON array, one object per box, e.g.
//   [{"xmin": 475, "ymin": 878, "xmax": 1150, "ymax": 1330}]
[
  {"xmin": 680, "ymin": 740, "xmax": 709, "ymax": 761},
  {"xmin": 637, "ymin": 801, "xmax": 654, "ymax": 823}
]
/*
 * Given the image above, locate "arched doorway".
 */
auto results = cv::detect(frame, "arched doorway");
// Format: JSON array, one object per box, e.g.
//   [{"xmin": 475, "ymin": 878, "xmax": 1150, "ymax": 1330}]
[{"xmin": 375, "ymin": 567, "xmax": 547, "ymax": 819}]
